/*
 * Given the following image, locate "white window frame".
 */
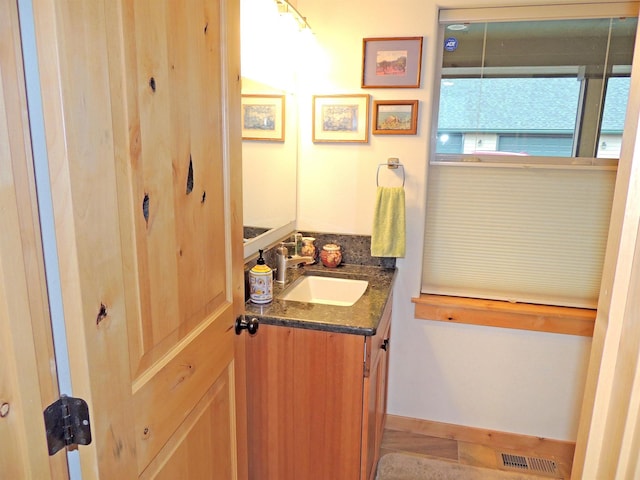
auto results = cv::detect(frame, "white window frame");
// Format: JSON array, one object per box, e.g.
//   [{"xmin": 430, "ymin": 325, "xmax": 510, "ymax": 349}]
[{"xmin": 422, "ymin": 3, "xmax": 638, "ymax": 310}]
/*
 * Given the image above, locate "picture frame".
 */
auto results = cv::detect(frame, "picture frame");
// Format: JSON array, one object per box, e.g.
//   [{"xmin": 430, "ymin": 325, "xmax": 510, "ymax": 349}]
[
  {"xmin": 372, "ymin": 100, "xmax": 419, "ymax": 135},
  {"xmin": 241, "ymin": 94, "xmax": 285, "ymax": 141},
  {"xmin": 312, "ymin": 94, "xmax": 370, "ymax": 143},
  {"xmin": 362, "ymin": 37, "xmax": 423, "ymax": 88}
]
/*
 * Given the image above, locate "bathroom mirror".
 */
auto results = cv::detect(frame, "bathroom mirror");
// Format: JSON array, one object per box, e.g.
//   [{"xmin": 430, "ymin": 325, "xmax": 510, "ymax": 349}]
[
  {"xmin": 241, "ymin": 0, "xmax": 308, "ymax": 258},
  {"xmin": 241, "ymin": 78, "xmax": 298, "ymax": 258}
]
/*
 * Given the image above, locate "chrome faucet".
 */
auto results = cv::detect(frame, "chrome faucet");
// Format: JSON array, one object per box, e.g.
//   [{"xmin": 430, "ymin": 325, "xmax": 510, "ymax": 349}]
[{"xmin": 275, "ymin": 244, "xmax": 314, "ymax": 283}]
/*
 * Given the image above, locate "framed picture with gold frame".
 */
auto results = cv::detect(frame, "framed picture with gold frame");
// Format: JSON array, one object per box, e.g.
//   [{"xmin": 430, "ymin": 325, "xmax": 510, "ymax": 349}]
[
  {"xmin": 312, "ymin": 94, "xmax": 370, "ymax": 143},
  {"xmin": 241, "ymin": 94, "xmax": 285, "ymax": 141},
  {"xmin": 362, "ymin": 37, "xmax": 423, "ymax": 88},
  {"xmin": 372, "ymin": 100, "xmax": 419, "ymax": 135}
]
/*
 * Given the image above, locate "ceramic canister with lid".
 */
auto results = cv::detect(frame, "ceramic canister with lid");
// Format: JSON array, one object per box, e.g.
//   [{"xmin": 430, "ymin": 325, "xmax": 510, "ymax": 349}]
[{"xmin": 320, "ymin": 243, "xmax": 342, "ymax": 268}]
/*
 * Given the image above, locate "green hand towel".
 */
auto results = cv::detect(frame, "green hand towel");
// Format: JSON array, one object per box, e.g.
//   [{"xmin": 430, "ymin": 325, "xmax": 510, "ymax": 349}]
[{"xmin": 371, "ymin": 186, "xmax": 406, "ymax": 258}]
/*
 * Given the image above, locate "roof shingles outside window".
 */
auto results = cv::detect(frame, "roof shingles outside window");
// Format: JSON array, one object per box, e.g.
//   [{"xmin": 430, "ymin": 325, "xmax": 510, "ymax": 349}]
[{"xmin": 438, "ymin": 76, "xmax": 629, "ymax": 135}]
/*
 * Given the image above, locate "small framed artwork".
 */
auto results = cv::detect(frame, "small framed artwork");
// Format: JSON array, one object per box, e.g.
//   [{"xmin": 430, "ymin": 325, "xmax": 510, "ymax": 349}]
[
  {"xmin": 241, "ymin": 94, "xmax": 285, "ymax": 141},
  {"xmin": 362, "ymin": 37, "xmax": 423, "ymax": 88},
  {"xmin": 312, "ymin": 94, "xmax": 370, "ymax": 143},
  {"xmin": 372, "ymin": 100, "xmax": 419, "ymax": 135}
]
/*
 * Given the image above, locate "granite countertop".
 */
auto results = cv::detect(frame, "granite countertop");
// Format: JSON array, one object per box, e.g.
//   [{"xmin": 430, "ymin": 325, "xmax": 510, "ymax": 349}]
[{"xmin": 244, "ymin": 263, "xmax": 397, "ymax": 336}]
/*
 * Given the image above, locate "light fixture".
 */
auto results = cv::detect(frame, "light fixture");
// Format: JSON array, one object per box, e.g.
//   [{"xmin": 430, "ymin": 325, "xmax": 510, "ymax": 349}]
[
  {"xmin": 447, "ymin": 24, "xmax": 468, "ymax": 31},
  {"xmin": 275, "ymin": 0, "xmax": 311, "ymax": 31},
  {"xmin": 241, "ymin": 0, "xmax": 318, "ymax": 92}
]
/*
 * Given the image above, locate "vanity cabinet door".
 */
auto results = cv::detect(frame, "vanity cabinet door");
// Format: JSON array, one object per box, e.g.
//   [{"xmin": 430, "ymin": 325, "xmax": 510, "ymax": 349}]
[
  {"xmin": 362, "ymin": 297, "xmax": 392, "ymax": 480},
  {"xmin": 246, "ymin": 299, "xmax": 393, "ymax": 480},
  {"xmin": 246, "ymin": 324, "xmax": 365, "ymax": 480},
  {"xmin": 246, "ymin": 325, "xmax": 296, "ymax": 478}
]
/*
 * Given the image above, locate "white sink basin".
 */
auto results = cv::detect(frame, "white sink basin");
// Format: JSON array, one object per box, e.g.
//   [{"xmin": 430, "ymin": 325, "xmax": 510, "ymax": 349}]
[{"xmin": 280, "ymin": 276, "xmax": 368, "ymax": 306}]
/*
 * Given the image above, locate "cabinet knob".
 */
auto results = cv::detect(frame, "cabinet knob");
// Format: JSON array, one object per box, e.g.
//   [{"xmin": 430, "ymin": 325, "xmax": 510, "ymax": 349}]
[
  {"xmin": 235, "ymin": 316, "xmax": 259, "ymax": 335},
  {"xmin": 381, "ymin": 338, "xmax": 389, "ymax": 351}
]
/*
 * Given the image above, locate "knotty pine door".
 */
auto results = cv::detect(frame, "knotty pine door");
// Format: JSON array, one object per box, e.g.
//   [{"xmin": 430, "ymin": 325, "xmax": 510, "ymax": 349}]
[
  {"xmin": 0, "ymin": 0, "xmax": 67, "ymax": 477},
  {"xmin": 31, "ymin": 0, "xmax": 247, "ymax": 478}
]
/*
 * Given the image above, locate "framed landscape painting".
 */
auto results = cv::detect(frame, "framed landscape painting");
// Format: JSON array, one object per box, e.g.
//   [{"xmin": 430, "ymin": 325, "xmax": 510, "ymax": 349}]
[
  {"xmin": 362, "ymin": 37, "xmax": 423, "ymax": 88},
  {"xmin": 312, "ymin": 94, "xmax": 370, "ymax": 143},
  {"xmin": 241, "ymin": 94, "xmax": 285, "ymax": 141},
  {"xmin": 372, "ymin": 100, "xmax": 419, "ymax": 135}
]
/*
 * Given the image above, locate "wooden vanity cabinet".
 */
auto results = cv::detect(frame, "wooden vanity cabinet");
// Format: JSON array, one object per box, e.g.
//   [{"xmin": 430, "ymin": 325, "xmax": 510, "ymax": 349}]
[{"xmin": 246, "ymin": 297, "xmax": 392, "ymax": 480}]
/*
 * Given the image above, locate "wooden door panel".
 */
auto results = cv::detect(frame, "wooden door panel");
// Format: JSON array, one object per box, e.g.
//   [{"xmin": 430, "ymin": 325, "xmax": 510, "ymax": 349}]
[
  {"xmin": 31, "ymin": 0, "xmax": 245, "ymax": 477},
  {"xmin": 122, "ymin": 0, "xmax": 236, "ymax": 474},
  {"xmin": 134, "ymin": 305, "xmax": 235, "ymax": 473},
  {"xmin": 126, "ymin": 0, "xmax": 227, "ymax": 374},
  {"xmin": 140, "ymin": 362, "xmax": 236, "ymax": 480}
]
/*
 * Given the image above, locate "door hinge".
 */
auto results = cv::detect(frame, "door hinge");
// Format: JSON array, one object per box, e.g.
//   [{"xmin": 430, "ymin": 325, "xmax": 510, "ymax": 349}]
[{"xmin": 43, "ymin": 395, "xmax": 92, "ymax": 455}]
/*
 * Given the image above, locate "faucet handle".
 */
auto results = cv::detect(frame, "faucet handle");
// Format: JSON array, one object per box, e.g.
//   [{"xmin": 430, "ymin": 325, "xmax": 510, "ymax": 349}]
[
  {"xmin": 280, "ymin": 241, "xmax": 296, "ymax": 255},
  {"xmin": 293, "ymin": 233, "xmax": 303, "ymax": 255},
  {"xmin": 275, "ymin": 244, "xmax": 288, "ymax": 283},
  {"xmin": 276, "ymin": 243, "xmax": 288, "ymax": 257}
]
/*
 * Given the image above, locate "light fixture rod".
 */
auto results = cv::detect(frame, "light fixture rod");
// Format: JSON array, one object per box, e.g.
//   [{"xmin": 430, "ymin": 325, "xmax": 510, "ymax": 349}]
[{"xmin": 275, "ymin": 0, "xmax": 311, "ymax": 30}]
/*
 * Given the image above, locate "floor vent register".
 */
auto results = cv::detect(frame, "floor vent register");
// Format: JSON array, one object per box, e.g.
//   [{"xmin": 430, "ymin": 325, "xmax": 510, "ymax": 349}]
[{"xmin": 499, "ymin": 452, "xmax": 562, "ymax": 478}]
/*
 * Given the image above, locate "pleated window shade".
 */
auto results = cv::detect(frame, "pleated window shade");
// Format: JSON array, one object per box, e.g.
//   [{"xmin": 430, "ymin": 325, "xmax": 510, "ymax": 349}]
[{"xmin": 421, "ymin": 160, "xmax": 617, "ymax": 309}]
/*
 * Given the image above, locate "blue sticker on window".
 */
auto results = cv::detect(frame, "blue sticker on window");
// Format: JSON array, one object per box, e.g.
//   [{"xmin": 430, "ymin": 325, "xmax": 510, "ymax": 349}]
[{"xmin": 444, "ymin": 37, "xmax": 458, "ymax": 52}]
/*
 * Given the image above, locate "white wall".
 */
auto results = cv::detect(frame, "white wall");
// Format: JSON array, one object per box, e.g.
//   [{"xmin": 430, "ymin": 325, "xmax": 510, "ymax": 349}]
[{"xmin": 292, "ymin": 0, "xmax": 618, "ymax": 441}]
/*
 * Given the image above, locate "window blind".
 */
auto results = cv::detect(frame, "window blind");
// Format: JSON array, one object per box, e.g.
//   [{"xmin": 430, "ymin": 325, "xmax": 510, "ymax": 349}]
[
  {"xmin": 421, "ymin": 159, "xmax": 616, "ymax": 309},
  {"xmin": 439, "ymin": 3, "xmax": 639, "ymax": 23}
]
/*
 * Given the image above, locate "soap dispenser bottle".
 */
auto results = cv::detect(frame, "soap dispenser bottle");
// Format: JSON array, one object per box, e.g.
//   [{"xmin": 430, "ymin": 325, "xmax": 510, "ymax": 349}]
[{"xmin": 249, "ymin": 249, "xmax": 273, "ymax": 304}]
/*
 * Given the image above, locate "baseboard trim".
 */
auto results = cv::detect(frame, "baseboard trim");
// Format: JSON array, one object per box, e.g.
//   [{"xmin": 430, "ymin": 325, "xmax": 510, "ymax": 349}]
[{"xmin": 385, "ymin": 414, "xmax": 575, "ymax": 472}]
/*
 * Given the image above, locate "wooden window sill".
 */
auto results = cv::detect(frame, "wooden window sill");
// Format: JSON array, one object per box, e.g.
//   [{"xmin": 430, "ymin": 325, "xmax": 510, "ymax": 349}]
[{"xmin": 412, "ymin": 294, "xmax": 595, "ymax": 337}]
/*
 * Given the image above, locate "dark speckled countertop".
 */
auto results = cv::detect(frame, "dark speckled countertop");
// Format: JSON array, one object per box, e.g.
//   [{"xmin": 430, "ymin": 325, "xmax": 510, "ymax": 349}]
[{"xmin": 244, "ymin": 264, "xmax": 396, "ymax": 336}]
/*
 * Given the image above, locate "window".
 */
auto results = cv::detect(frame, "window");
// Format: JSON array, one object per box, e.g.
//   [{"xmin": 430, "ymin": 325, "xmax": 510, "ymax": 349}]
[{"xmin": 422, "ymin": 6, "xmax": 637, "ymax": 311}]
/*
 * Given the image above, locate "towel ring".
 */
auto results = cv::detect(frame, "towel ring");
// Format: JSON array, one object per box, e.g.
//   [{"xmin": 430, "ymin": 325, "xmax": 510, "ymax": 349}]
[{"xmin": 376, "ymin": 162, "xmax": 405, "ymax": 187}]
